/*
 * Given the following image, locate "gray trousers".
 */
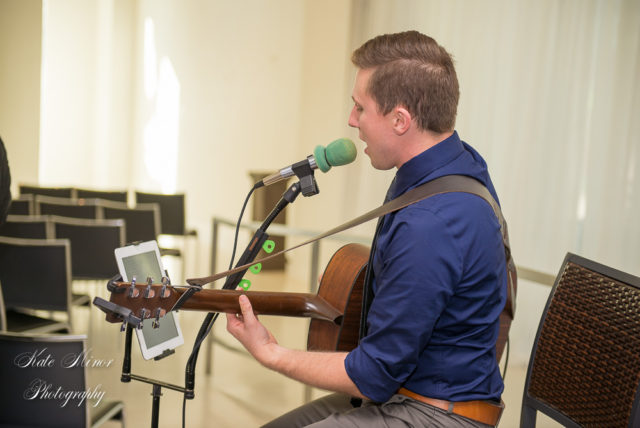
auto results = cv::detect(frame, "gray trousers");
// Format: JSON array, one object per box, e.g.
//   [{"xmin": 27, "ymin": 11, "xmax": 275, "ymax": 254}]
[{"xmin": 261, "ymin": 393, "xmax": 492, "ymax": 428}]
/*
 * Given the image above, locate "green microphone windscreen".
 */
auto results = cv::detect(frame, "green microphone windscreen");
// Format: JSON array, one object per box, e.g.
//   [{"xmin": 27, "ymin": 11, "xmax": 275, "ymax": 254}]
[{"xmin": 313, "ymin": 138, "xmax": 357, "ymax": 173}]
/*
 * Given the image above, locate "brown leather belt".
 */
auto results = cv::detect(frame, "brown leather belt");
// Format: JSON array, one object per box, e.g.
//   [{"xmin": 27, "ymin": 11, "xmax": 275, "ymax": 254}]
[{"xmin": 397, "ymin": 387, "xmax": 504, "ymax": 427}]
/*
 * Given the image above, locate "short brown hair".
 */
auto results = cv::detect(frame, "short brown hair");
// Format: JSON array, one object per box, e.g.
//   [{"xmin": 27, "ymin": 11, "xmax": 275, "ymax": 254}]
[{"xmin": 351, "ymin": 31, "xmax": 459, "ymax": 133}]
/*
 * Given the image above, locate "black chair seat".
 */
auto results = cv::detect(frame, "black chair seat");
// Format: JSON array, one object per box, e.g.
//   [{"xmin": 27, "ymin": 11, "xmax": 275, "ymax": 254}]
[{"xmin": 5, "ymin": 309, "xmax": 69, "ymax": 333}]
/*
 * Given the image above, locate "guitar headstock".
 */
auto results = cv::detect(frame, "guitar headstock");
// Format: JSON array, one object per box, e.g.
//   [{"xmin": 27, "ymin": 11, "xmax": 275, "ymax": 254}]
[{"xmin": 98, "ymin": 278, "xmax": 181, "ymax": 328}]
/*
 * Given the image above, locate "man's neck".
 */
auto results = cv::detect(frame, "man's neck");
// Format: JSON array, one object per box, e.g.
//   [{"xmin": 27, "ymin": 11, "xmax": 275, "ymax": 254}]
[{"xmin": 395, "ymin": 129, "xmax": 454, "ymax": 169}]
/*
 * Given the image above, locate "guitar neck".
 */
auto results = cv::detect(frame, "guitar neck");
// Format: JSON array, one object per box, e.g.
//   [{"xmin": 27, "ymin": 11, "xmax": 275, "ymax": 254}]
[{"xmin": 176, "ymin": 288, "xmax": 343, "ymax": 324}]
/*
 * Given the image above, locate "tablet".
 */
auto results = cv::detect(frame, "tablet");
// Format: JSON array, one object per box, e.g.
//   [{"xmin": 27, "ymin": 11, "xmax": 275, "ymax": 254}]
[{"xmin": 114, "ymin": 240, "xmax": 184, "ymax": 360}]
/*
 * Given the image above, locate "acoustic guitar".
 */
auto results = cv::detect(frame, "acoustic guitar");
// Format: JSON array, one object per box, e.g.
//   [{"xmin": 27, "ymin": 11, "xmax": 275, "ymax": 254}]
[
  {"xmin": 99, "ymin": 243, "xmax": 369, "ymax": 352},
  {"xmin": 98, "ymin": 242, "xmax": 511, "ymax": 360}
]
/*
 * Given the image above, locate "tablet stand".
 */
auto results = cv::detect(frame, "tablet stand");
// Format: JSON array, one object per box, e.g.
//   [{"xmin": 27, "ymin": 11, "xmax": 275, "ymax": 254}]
[{"xmin": 118, "ymin": 275, "xmax": 188, "ymax": 428}]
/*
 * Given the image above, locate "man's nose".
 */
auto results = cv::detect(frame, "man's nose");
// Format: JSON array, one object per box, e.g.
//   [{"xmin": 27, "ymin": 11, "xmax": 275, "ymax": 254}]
[{"xmin": 348, "ymin": 108, "xmax": 358, "ymax": 128}]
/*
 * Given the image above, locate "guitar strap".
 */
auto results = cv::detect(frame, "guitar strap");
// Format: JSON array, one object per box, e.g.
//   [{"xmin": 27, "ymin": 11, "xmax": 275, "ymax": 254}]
[{"xmin": 188, "ymin": 175, "xmax": 514, "ymax": 299}]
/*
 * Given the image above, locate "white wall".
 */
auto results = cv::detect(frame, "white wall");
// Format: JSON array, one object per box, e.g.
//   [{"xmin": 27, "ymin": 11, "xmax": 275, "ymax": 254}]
[
  {"xmin": 39, "ymin": 0, "xmax": 135, "ymax": 189},
  {"xmin": 128, "ymin": 0, "xmax": 356, "ymax": 274},
  {"xmin": 0, "ymin": 0, "xmax": 42, "ymax": 193}
]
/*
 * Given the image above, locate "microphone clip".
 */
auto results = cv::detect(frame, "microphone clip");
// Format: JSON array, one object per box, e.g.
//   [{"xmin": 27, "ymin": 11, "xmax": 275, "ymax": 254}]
[{"xmin": 291, "ymin": 157, "xmax": 319, "ymax": 196}]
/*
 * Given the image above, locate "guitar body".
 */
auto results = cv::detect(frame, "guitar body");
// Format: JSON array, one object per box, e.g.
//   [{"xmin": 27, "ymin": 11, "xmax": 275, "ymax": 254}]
[{"xmin": 307, "ymin": 243, "xmax": 369, "ymax": 352}]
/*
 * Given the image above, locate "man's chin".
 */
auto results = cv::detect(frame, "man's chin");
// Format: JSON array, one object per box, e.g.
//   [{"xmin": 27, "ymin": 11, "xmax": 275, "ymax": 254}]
[{"xmin": 369, "ymin": 158, "xmax": 394, "ymax": 171}]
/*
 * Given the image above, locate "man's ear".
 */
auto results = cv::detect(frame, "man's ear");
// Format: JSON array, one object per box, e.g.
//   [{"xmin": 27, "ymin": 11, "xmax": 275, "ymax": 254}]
[{"xmin": 392, "ymin": 107, "xmax": 412, "ymax": 135}]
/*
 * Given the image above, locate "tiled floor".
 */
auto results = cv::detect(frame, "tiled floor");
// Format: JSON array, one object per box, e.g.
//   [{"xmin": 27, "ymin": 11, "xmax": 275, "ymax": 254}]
[{"xmin": 66, "ymin": 261, "xmax": 560, "ymax": 427}]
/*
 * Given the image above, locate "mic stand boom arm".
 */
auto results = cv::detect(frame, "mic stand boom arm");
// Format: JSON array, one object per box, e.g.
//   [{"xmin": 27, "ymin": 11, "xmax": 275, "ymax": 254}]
[{"xmin": 184, "ymin": 180, "xmax": 303, "ymax": 398}]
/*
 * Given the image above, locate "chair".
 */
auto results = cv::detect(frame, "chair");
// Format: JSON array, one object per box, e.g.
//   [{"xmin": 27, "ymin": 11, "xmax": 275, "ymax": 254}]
[
  {"xmin": 51, "ymin": 216, "xmax": 125, "ymax": 279},
  {"xmin": 7, "ymin": 194, "xmax": 34, "ymax": 215},
  {"xmin": 0, "ymin": 214, "xmax": 51, "ymax": 239},
  {"xmin": 35, "ymin": 195, "xmax": 100, "ymax": 219},
  {"xmin": 0, "ymin": 331, "xmax": 125, "ymax": 427},
  {"xmin": 76, "ymin": 188, "xmax": 128, "ymax": 203},
  {"xmin": 134, "ymin": 191, "xmax": 189, "ymax": 235},
  {"xmin": 0, "ymin": 281, "xmax": 69, "ymax": 333},
  {"xmin": 0, "ymin": 236, "xmax": 88, "ymax": 328},
  {"xmin": 134, "ymin": 191, "xmax": 198, "ymax": 274},
  {"xmin": 521, "ymin": 253, "xmax": 640, "ymax": 427},
  {"xmin": 99, "ymin": 199, "xmax": 161, "ymax": 245},
  {"xmin": 19, "ymin": 184, "xmax": 74, "ymax": 198}
]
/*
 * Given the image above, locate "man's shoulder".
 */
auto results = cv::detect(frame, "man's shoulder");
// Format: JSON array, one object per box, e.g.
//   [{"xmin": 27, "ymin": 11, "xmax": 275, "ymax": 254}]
[{"xmin": 392, "ymin": 190, "xmax": 500, "ymax": 249}]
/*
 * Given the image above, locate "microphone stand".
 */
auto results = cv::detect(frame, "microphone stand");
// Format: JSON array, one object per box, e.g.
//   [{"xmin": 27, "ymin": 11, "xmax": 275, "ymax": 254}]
[{"xmin": 184, "ymin": 172, "xmax": 318, "ymax": 404}]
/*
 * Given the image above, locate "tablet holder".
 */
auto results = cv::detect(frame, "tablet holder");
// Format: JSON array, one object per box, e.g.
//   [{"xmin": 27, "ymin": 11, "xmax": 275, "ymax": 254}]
[{"xmin": 97, "ymin": 272, "xmax": 189, "ymax": 428}]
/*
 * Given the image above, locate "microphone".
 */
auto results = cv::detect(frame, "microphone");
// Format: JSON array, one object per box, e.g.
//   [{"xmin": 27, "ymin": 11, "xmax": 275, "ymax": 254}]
[{"xmin": 256, "ymin": 138, "xmax": 357, "ymax": 188}]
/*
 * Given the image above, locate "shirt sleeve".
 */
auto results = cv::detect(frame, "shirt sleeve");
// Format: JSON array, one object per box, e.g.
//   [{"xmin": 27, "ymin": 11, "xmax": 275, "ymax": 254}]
[{"xmin": 344, "ymin": 205, "xmax": 463, "ymax": 402}]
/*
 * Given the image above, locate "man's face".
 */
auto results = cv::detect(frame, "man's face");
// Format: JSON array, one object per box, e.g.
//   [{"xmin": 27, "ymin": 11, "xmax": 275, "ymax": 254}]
[{"xmin": 348, "ymin": 68, "xmax": 399, "ymax": 170}]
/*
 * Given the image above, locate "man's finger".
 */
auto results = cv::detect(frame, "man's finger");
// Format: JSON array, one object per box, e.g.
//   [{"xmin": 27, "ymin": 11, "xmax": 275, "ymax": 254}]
[{"xmin": 238, "ymin": 295, "xmax": 255, "ymax": 319}]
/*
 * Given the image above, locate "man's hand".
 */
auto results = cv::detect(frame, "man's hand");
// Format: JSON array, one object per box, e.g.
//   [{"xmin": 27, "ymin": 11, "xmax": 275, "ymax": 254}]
[
  {"xmin": 226, "ymin": 295, "xmax": 365, "ymax": 398},
  {"xmin": 226, "ymin": 294, "xmax": 279, "ymax": 368}
]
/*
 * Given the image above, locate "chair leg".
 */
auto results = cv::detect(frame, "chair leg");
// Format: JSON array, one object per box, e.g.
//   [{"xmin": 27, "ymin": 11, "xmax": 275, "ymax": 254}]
[{"xmin": 519, "ymin": 402, "xmax": 537, "ymax": 427}]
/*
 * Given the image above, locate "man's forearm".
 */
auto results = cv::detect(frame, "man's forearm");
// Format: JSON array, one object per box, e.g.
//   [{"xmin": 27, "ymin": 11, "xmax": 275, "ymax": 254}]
[
  {"xmin": 226, "ymin": 295, "xmax": 366, "ymax": 399},
  {"xmin": 264, "ymin": 344, "xmax": 365, "ymax": 399}
]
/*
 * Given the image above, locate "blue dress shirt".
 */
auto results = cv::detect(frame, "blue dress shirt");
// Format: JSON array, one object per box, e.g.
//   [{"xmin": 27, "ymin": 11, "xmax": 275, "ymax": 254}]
[{"xmin": 344, "ymin": 131, "xmax": 506, "ymax": 403}]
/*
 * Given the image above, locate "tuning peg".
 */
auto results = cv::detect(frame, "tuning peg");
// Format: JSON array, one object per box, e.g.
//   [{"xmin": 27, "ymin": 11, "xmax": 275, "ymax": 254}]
[
  {"xmin": 138, "ymin": 308, "xmax": 150, "ymax": 328},
  {"xmin": 120, "ymin": 320, "xmax": 128, "ymax": 332},
  {"xmin": 128, "ymin": 286, "xmax": 139, "ymax": 298},
  {"xmin": 152, "ymin": 308, "xmax": 164, "ymax": 329},
  {"xmin": 160, "ymin": 276, "xmax": 170, "ymax": 298},
  {"xmin": 144, "ymin": 277, "xmax": 155, "ymax": 299},
  {"xmin": 128, "ymin": 277, "xmax": 139, "ymax": 298}
]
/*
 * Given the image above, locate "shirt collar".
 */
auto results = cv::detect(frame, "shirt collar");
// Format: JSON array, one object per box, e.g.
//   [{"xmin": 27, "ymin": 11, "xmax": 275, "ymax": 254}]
[{"xmin": 387, "ymin": 131, "xmax": 464, "ymax": 199}]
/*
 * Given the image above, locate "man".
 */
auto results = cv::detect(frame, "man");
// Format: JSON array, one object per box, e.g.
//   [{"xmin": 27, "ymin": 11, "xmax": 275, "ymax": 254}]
[{"xmin": 227, "ymin": 31, "xmax": 507, "ymax": 427}]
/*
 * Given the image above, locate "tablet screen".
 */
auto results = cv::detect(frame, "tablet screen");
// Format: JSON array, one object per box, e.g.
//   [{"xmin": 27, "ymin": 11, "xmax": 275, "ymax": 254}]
[
  {"xmin": 121, "ymin": 250, "xmax": 163, "ymax": 283},
  {"xmin": 114, "ymin": 240, "xmax": 184, "ymax": 359}
]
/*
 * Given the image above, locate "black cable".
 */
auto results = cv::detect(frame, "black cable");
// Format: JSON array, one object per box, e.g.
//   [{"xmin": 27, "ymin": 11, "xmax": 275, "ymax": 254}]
[
  {"xmin": 229, "ymin": 183, "xmax": 259, "ymax": 269},
  {"xmin": 181, "ymin": 183, "xmax": 257, "ymax": 428},
  {"xmin": 187, "ymin": 183, "xmax": 256, "ymax": 357}
]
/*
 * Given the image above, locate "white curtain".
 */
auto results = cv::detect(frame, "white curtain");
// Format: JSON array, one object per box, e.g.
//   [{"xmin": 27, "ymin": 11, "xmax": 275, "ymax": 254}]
[{"xmin": 348, "ymin": 0, "xmax": 640, "ymax": 362}]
